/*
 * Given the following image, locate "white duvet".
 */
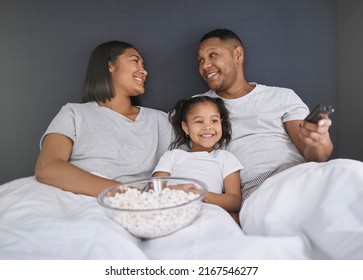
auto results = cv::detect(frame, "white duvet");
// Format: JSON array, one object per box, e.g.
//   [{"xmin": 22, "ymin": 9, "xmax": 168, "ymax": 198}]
[
  {"xmin": 0, "ymin": 159, "xmax": 362, "ymax": 260},
  {"xmin": 240, "ymin": 159, "xmax": 363, "ymax": 259}
]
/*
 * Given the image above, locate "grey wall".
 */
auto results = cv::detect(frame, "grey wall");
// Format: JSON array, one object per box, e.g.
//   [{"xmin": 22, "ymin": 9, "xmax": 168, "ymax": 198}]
[
  {"xmin": 337, "ymin": 0, "xmax": 363, "ymax": 161},
  {"xmin": 0, "ymin": 0, "xmax": 342, "ymax": 184}
]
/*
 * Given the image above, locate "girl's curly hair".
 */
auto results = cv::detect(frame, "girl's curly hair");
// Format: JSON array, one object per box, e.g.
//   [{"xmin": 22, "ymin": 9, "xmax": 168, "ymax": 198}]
[{"xmin": 168, "ymin": 96, "xmax": 231, "ymax": 150}]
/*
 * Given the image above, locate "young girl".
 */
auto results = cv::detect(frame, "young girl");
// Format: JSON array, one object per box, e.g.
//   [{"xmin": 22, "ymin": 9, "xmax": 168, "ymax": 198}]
[{"xmin": 153, "ymin": 96, "xmax": 243, "ymax": 223}]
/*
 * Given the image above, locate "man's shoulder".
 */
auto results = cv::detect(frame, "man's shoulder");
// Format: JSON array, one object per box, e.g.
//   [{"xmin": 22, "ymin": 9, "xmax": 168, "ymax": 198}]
[
  {"xmin": 256, "ymin": 83, "xmax": 295, "ymax": 94},
  {"xmin": 193, "ymin": 90, "xmax": 218, "ymax": 98}
]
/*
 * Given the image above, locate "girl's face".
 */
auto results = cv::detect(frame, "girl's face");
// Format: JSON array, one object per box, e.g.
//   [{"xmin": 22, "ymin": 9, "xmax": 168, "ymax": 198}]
[
  {"xmin": 182, "ymin": 101, "xmax": 222, "ymax": 152},
  {"xmin": 109, "ymin": 48, "xmax": 148, "ymax": 97}
]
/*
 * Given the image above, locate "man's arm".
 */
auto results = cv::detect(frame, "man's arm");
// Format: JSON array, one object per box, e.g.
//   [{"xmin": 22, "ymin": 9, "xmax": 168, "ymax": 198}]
[{"xmin": 284, "ymin": 116, "xmax": 333, "ymax": 162}]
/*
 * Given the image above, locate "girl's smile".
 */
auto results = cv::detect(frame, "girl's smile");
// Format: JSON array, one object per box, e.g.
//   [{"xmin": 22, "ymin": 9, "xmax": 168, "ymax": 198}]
[{"xmin": 182, "ymin": 101, "xmax": 223, "ymax": 152}]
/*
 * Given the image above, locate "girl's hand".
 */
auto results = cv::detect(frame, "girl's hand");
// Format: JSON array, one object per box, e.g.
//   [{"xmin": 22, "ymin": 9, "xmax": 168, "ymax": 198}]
[{"xmin": 168, "ymin": 183, "xmax": 202, "ymax": 194}]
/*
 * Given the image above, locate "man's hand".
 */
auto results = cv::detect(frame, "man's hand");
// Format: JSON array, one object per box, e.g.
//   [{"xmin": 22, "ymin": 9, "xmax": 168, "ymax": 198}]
[
  {"xmin": 299, "ymin": 114, "xmax": 332, "ymax": 147},
  {"xmin": 285, "ymin": 114, "xmax": 334, "ymax": 162}
]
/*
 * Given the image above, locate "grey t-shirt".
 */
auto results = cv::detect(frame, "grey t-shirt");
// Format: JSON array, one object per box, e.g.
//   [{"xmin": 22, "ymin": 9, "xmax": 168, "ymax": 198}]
[
  {"xmin": 200, "ymin": 83, "xmax": 309, "ymax": 182},
  {"xmin": 41, "ymin": 102, "xmax": 173, "ymax": 182}
]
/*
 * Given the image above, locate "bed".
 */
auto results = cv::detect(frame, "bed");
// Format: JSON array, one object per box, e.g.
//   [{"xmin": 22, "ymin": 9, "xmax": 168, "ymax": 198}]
[{"xmin": 0, "ymin": 158, "xmax": 362, "ymax": 260}]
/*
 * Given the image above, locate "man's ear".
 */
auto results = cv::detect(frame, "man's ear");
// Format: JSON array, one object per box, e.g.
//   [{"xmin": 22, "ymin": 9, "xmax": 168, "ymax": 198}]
[
  {"xmin": 181, "ymin": 121, "xmax": 189, "ymax": 136},
  {"xmin": 234, "ymin": 45, "xmax": 244, "ymax": 64}
]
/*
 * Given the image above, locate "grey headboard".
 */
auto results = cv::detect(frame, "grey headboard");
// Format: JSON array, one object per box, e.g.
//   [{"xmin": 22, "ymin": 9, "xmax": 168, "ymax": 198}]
[{"xmin": 0, "ymin": 0, "xmax": 341, "ymax": 184}]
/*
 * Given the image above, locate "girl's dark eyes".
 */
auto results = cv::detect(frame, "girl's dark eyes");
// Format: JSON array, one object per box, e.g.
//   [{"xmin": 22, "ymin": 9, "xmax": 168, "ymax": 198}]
[{"xmin": 193, "ymin": 119, "xmax": 220, "ymax": 124}]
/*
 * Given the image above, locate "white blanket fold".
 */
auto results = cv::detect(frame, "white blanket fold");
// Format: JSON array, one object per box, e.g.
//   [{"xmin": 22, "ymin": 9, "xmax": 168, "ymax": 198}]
[{"xmin": 240, "ymin": 159, "xmax": 363, "ymax": 259}]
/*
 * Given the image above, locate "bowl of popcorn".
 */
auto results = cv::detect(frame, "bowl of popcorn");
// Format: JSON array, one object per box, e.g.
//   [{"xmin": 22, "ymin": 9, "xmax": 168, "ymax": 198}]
[{"xmin": 97, "ymin": 177, "xmax": 207, "ymax": 239}]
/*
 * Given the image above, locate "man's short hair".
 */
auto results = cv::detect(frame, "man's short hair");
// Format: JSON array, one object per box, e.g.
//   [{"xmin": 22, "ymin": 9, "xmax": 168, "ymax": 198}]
[{"xmin": 200, "ymin": 28, "xmax": 243, "ymax": 49}]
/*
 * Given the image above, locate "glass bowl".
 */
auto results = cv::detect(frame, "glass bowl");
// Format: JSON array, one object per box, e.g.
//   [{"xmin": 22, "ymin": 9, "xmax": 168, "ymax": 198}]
[{"xmin": 97, "ymin": 177, "xmax": 207, "ymax": 239}]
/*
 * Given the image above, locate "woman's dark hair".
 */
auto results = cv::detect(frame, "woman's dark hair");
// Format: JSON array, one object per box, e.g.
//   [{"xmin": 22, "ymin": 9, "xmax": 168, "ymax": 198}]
[
  {"xmin": 169, "ymin": 96, "xmax": 232, "ymax": 150},
  {"xmin": 82, "ymin": 41, "xmax": 136, "ymax": 103}
]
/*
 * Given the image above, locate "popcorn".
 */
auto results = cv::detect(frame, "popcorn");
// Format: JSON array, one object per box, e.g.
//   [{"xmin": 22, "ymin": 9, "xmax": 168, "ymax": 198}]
[{"xmin": 104, "ymin": 187, "xmax": 202, "ymax": 238}]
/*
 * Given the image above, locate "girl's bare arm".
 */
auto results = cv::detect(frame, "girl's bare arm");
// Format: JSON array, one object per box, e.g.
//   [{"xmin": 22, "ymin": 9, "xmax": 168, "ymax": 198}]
[{"xmin": 203, "ymin": 171, "xmax": 241, "ymax": 212}]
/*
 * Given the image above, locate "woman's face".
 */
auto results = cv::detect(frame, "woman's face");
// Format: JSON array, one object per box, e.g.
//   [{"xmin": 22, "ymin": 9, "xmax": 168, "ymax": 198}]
[
  {"xmin": 182, "ymin": 101, "xmax": 223, "ymax": 152},
  {"xmin": 109, "ymin": 48, "xmax": 148, "ymax": 97}
]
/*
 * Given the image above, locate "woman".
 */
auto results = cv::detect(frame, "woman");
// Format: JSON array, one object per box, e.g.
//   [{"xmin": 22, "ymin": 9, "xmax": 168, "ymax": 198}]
[{"xmin": 35, "ymin": 41, "xmax": 172, "ymax": 196}]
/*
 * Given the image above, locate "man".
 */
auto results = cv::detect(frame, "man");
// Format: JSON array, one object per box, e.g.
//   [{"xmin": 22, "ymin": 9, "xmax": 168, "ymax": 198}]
[
  {"xmin": 196, "ymin": 28, "xmax": 363, "ymax": 259},
  {"xmin": 197, "ymin": 28, "xmax": 333, "ymax": 203}
]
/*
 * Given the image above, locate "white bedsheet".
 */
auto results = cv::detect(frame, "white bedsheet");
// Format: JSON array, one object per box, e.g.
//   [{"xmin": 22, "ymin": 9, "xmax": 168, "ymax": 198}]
[
  {"xmin": 240, "ymin": 159, "xmax": 363, "ymax": 259},
  {"xmin": 0, "ymin": 176, "xmax": 308, "ymax": 260}
]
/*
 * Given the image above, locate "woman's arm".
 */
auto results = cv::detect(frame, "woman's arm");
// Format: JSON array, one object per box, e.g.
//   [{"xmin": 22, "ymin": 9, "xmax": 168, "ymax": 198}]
[
  {"xmin": 203, "ymin": 171, "xmax": 241, "ymax": 212},
  {"xmin": 35, "ymin": 133, "xmax": 119, "ymax": 196}
]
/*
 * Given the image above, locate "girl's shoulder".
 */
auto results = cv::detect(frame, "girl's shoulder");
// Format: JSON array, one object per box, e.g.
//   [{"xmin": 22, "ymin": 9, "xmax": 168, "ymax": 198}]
[
  {"xmin": 214, "ymin": 149, "xmax": 244, "ymax": 171},
  {"xmin": 160, "ymin": 149, "xmax": 187, "ymax": 161},
  {"xmin": 214, "ymin": 149, "xmax": 234, "ymax": 156},
  {"xmin": 167, "ymin": 148, "xmax": 188, "ymax": 156},
  {"xmin": 214, "ymin": 149, "xmax": 240, "ymax": 161}
]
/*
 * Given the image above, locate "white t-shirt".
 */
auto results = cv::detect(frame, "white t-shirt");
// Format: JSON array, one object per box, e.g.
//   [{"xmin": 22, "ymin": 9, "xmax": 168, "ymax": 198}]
[
  {"xmin": 153, "ymin": 149, "xmax": 243, "ymax": 193},
  {"xmin": 199, "ymin": 83, "xmax": 309, "ymax": 182},
  {"xmin": 41, "ymin": 102, "xmax": 173, "ymax": 182}
]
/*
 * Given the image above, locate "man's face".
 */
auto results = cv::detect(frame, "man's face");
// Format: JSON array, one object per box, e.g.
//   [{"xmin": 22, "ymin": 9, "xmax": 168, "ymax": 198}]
[{"xmin": 197, "ymin": 38, "xmax": 240, "ymax": 93}]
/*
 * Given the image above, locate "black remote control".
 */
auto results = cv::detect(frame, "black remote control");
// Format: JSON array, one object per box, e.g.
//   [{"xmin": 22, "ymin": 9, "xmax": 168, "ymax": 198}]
[{"xmin": 304, "ymin": 104, "xmax": 334, "ymax": 124}]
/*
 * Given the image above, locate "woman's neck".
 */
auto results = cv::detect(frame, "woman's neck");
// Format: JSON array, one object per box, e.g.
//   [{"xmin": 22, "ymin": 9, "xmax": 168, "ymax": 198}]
[{"xmin": 98, "ymin": 96, "xmax": 140, "ymax": 121}]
